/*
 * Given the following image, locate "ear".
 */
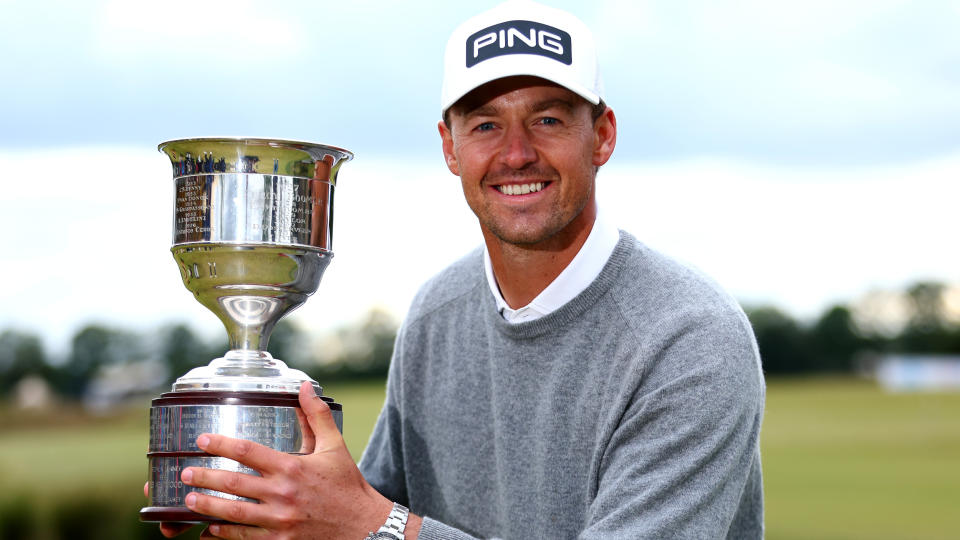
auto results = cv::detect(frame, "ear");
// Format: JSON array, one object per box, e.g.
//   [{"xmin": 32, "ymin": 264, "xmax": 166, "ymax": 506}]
[
  {"xmin": 591, "ymin": 107, "xmax": 617, "ymax": 167},
  {"xmin": 438, "ymin": 120, "xmax": 460, "ymax": 176}
]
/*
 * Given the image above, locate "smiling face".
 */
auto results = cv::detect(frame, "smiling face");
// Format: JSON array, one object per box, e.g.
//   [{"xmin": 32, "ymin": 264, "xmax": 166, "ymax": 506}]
[{"xmin": 439, "ymin": 76, "xmax": 616, "ymax": 249}]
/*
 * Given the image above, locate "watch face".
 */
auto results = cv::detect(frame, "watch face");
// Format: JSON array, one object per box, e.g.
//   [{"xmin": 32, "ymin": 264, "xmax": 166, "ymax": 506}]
[{"xmin": 369, "ymin": 534, "xmax": 401, "ymax": 540}]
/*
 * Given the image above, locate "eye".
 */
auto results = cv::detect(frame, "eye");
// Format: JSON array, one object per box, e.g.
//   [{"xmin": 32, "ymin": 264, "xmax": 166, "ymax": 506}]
[
  {"xmin": 474, "ymin": 121, "xmax": 496, "ymax": 132},
  {"xmin": 537, "ymin": 117, "xmax": 560, "ymax": 126}
]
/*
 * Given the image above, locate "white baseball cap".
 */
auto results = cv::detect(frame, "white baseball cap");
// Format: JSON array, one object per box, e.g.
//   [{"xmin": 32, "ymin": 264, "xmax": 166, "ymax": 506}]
[{"xmin": 441, "ymin": 0, "xmax": 604, "ymax": 115}]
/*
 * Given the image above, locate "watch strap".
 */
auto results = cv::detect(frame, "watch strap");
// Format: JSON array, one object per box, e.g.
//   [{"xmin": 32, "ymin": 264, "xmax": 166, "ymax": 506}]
[{"xmin": 366, "ymin": 502, "xmax": 408, "ymax": 540}]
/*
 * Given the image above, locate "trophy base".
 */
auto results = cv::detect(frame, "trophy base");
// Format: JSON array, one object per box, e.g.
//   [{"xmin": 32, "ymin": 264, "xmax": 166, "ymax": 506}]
[
  {"xmin": 141, "ymin": 390, "xmax": 342, "ymax": 523},
  {"xmin": 139, "ymin": 507, "xmax": 229, "ymax": 524}
]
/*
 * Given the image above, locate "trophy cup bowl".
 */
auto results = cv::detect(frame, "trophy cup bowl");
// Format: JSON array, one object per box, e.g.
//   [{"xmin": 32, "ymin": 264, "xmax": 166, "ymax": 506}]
[{"xmin": 140, "ymin": 137, "xmax": 352, "ymax": 523}]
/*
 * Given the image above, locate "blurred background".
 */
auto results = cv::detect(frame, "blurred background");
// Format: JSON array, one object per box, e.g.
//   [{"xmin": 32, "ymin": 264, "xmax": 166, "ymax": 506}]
[{"xmin": 1, "ymin": 0, "xmax": 958, "ymax": 538}]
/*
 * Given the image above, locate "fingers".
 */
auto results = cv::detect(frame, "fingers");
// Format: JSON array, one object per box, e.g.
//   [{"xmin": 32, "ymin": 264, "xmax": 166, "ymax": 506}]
[
  {"xmin": 181, "ymin": 466, "xmax": 265, "ymax": 501},
  {"xmin": 144, "ymin": 481, "xmax": 149, "ymax": 498},
  {"xmin": 196, "ymin": 433, "xmax": 281, "ymax": 473},
  {"xmin": 298, "ymin": 381, "xmax": 343, "ymax": 453},
  {"xmin": 184, "ymin": 492, "xmax": 274, "ymax": 529},
  {"xmin": 204, "ymin": 523, "xmax": 270, "ymax": 539},
  {"xmin": 295, "ymin": 406, "xmax": 316, "ymax": 454},
  {"xmin": 159, "ymin": 522, "xmax": 195, "ymax": 537}
]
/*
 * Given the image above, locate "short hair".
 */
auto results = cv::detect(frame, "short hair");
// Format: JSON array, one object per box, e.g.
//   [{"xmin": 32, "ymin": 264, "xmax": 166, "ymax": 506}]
[{"xmin": 590, "ymin": 99, "xmax": 607, "ymax": 123}]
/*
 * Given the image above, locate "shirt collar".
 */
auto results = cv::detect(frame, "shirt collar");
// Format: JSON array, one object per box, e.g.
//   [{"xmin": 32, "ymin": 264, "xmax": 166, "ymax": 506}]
[{"xmin": 483, "ymin": 209, "xmax": 620, "ymax": 323}]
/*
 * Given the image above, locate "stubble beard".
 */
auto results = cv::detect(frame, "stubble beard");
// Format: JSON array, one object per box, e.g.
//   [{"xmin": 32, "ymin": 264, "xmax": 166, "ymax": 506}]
[{"xmin": 475, "ymin": 181, "xmax": 593, "ymax": 248}]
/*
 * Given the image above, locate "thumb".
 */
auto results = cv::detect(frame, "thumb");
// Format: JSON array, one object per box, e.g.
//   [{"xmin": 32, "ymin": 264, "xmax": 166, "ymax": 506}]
[{"xmin": 298, "ymin": 381, "xmax": 344, "ymax": 453}]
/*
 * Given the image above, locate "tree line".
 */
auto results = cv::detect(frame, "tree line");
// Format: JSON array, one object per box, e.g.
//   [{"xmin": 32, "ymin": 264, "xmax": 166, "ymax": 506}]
[
  {"xmin": 747, "ymin": 281, "xmax": 960, "ymax": 374},
  {"xmin": 0, "ymin": 308, "xmax": 398, "ymax": 405},
  {"xmin": 2, "ymin": 281, "xmax": 958, "ymax": 404}
]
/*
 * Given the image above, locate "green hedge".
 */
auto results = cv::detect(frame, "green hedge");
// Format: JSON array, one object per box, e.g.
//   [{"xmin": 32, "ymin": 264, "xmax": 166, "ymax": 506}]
[{"xmin": 0, "ymin": 490, "xmax": 204, "ymax": 540}]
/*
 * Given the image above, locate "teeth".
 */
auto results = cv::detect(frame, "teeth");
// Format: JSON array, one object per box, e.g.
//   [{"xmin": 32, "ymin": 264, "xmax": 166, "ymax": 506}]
[{"xmin": 498, "ymin": 182, "xmax": 544, "ymax": 195}]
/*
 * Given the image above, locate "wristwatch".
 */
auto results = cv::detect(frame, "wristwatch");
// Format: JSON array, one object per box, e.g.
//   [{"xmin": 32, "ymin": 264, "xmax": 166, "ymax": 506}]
[{"xmin": 365, "ymin": 502, "xmax": 409, "ymax": 540}]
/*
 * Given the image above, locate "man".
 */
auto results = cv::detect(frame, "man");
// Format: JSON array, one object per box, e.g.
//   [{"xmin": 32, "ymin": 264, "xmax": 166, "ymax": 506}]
[{"xmin": 161, "ymin": 2, "xmax": 765, "ymax": 538}]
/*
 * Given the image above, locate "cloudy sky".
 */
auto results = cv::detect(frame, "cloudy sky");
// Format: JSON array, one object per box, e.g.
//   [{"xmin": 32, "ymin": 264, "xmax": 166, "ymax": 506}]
[{"xmin": 1, "ymin": 0, "xmax": 958, "ymax": 352}]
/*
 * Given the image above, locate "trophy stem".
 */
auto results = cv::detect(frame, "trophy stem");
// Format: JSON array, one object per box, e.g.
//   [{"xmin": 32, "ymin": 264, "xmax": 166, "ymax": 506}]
[
  {"xmin": 226, "ymin": 319, "xmax": 278, "ymax": 352},
  {"xmin": 170, "ymin": 350, "xmax": 320, "ymax": 393},
  {"xmin": 219, "ymin": 348, "xmax": 279, "ymax": 364}
]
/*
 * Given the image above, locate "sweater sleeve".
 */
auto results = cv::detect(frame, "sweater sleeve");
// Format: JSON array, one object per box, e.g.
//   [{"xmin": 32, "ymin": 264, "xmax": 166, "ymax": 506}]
[
  {"xmin": 415, "ymin": 518, "xmax": 485, "ymax": 540},
  {"xmin": 358, "ymin": 325, "xmax": 410, "ymax": 506},
  {"xmin": 359, "ymin": 322, "xmax": 492, "ymax": 540},
  {"xmin": 581, "ymin": 306, "xmax": 765, "ymax": 539}
]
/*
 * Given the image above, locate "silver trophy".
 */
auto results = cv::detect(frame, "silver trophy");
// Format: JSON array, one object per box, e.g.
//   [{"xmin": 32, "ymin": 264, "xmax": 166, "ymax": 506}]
[{"xmin": 141, "ymin": 137, "xmax": 352, "ymax": 523}]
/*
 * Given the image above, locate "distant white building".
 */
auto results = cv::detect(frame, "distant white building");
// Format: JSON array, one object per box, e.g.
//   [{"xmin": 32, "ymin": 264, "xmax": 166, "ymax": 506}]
[
  {"xmin": 84, "ymin": 359, "xmax": 168, "ymax": 411},
  {"xmin": 14, "ymin": 376, "xmax": 54, "ymax": 409},
  {"xmin": 875, "ymin": 355, "xmax": 960, "ymax": 391}
]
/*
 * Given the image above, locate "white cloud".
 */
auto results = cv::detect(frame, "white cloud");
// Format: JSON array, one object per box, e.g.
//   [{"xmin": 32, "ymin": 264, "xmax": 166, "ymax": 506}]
[
  {"xmin": 2, "ymin": 144, "xmax": 956, "ymax": 352},
  {"xmin": 599, "ymin": 153, "xmax": 960, "ymax": 318},
  {"xmin": 91, "ymin": 0, "xmax": 307, "ymax": 63},
  {"xmin": 2, "ymin": 0, "xmax": 956, "ymax": 164},
  {"xmin": 0, "ymin": 147, "xmax": 477, "ymax": 353},
  {"xmin": 592, "ymin": 0, "xmax": 960, "ymax": 163}
]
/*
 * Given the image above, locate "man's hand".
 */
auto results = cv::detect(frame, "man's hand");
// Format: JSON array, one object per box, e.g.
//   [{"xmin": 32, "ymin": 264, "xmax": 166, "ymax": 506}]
[{"xmin": 177, "ymin": 381, "xmax": 400, "ymax": 539}]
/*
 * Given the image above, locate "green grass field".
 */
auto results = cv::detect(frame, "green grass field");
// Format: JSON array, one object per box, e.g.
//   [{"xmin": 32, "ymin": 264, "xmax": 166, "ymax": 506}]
[
  {"xmin": 0, "ymin": 379, "xmax": 388, "ymax": 498},
  {"xmin": 1, "ymin": 377, "xmax": 958, "ymax": 539},
  {"xmin": 762, "ymin": 377, "xmax": 960, "ymax": 539}
]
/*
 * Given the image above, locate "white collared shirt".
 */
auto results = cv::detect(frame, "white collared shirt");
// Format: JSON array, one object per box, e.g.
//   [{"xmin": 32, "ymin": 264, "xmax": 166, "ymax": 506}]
[{"xmin": 483, "ymin": 210, "xmax": 620, "ymax": 323}]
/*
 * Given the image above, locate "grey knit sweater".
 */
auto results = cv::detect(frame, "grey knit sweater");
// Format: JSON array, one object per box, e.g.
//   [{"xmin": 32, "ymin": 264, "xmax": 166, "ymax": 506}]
[{"xmin": 359, "ymin": 232, "xmax": 765, "ymax": 539}]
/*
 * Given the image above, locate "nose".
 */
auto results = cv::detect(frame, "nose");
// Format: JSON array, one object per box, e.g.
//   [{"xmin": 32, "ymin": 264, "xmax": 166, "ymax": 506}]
[{"xmin": 499, "ymin": 126, "xmax": 537, "ymax": 169}]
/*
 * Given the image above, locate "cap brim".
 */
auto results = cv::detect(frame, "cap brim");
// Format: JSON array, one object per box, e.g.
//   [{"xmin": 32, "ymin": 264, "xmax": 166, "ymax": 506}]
[{"xmin": 442, "ymin": 59, "xmax": 600, "ymax": 114}]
